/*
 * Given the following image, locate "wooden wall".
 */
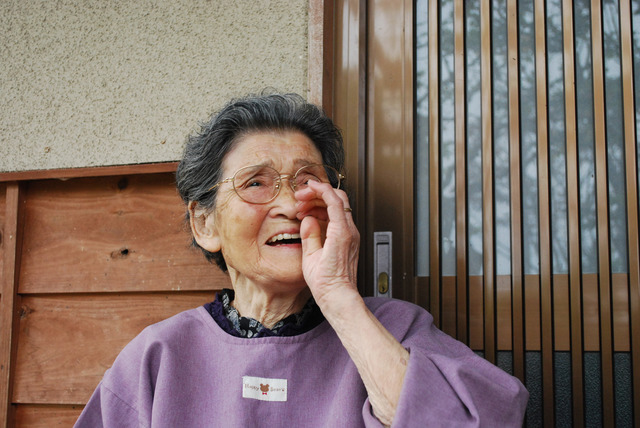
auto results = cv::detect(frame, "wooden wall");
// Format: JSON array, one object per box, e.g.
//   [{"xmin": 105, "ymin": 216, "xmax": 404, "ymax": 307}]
[{"xmin": 0, "ymin": 164, "xmax": 230, "ymax": 426}]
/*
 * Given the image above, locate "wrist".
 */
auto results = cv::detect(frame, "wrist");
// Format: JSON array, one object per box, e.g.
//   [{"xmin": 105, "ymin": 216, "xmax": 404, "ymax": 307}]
[{"xmin": 314, "ymin": 285, "xmax": 365, "ymax": 323}]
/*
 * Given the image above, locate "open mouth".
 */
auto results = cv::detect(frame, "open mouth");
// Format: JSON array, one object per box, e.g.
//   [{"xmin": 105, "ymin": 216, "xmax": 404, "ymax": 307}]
[{"xmin": 267, "ymin": 232, "xmax": 302, "ymax": 246}]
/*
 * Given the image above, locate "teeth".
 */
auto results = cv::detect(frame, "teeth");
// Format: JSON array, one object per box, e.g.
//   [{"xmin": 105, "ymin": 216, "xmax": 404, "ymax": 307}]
[{"xmin": 268, "ymin": 233, "xmax": 301, "ymax": 243}]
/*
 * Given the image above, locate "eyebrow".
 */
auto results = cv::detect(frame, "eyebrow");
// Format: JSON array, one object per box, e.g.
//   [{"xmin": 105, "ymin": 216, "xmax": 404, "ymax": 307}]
[{"xmin": 248, "ymin": 159, "xmax": 320, "ymax": 170}]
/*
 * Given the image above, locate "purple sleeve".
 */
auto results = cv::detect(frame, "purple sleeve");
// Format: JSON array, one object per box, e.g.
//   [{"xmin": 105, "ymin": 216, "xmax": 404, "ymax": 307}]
[
  {"xmin": 361, "ymin": 299, "xmax": 528, "ymax": 427},
  {"xmin": 74, "ymin": 381, "xmax": 142, "ymax": 428}
]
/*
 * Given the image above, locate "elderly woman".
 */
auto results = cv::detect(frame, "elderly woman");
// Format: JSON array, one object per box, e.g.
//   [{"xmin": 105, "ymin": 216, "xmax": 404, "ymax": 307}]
[{"xmin": 75, "ymin": 93, "xmax": 527, "ymax": 427}]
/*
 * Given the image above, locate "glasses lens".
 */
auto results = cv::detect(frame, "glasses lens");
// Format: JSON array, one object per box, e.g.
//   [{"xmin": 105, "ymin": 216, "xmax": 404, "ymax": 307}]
[
  {"xmin": 233, "ymin": 165, "xmax": 279, "ymax": 203},
  {"xmin": 294, "ymin": 164, "xmax": 341, "ymax": 190}
]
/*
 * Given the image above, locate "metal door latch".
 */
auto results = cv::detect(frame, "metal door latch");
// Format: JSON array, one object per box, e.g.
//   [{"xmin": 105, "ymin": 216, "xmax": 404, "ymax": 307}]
[{"xmin": 373, "ymin": 231, "xmax": 392, "ymax": 297}]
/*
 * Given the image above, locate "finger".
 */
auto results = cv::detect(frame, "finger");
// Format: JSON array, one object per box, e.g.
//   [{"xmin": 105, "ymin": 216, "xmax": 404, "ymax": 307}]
[
  {"xmin": 297, "ymin": 206, "xmax": 329, "ymax": 222},
  {"xmin": 295, "ymin": 197, "xmax": 327, "ymax": 213},
  {"xmin": 304, "ymin": 181, "xmax": 352, "ymax": 221},
  {"xmin": 300, "ymin": 215, "xmax": 323, "ymax": 257}
]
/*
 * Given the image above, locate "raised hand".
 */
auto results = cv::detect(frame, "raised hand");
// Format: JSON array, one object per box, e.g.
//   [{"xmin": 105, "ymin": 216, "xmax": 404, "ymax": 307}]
[{"xmin": 294, "ymin": 180, "xmax": 360, "ymax": 309}]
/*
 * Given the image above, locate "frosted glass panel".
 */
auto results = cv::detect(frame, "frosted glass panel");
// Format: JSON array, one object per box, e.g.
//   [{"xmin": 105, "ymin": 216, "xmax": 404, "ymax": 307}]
[
  {"xmin": 466, "ymin": 1, "xmax": 483, "ymax": 276},
  {"xmin": 492, "ymin": 0, "xmax": 511, "ymax": 276},
  {"xmin": 415, "ymin": 0, "xmax": 429, "ymax": 276},
  {"xmin": 440, "ymin": 0, "xmax": 456, "ymax": 276},
  {"xmin": 575, "ymin": 0, "xmax": 598, "ymax": 274},
  {"xmin": 519, "ymin": 0, "xmax": 540, "ymax": 275},
  {"xmin": 603, "ymin": 0, "xmax": 628, "ymax": 274},
  {"xmin": 548, "ymin": 0, "xmax": 569, "ymax": 274}
]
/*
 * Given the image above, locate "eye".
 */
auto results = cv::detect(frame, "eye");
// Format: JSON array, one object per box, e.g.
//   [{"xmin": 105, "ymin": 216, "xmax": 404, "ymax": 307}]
[
  {"xmin": 294, "ymin": 172, "xmax": 318, "ymax": 187},
  {"xmin": 246, "ymin": 179, "xmax": 264, "ymax": 187},
  {"xmin": 240, "ymin": 175, "xmax": 270, "ymax": 189}
]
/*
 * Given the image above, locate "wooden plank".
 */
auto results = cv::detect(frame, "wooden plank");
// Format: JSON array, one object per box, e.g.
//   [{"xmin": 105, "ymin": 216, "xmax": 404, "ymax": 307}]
[
  {"xmin": 12, "ymin": 292, "xmax": 216, "ymax": 405},
  {"xmin": 307, "ymin": 0, "xmax": 334, "ymax": 112},
  {"xmin": 583, "ymin": 273, "xmax": 600, "ymax": 351},
  {"xmin": 507, "ymin": 0, "xmax": 524, "ymax": 380},
  {"xmin": 562, "ymin": 0, "xmax": 583, "ymax": 425},
  {"xmin": 0, "ymin": 162, "xmax": 178, "ymax": 183},
  {"xmin": 612, "ymin": 273, "xmax": 630, "ymax": 352},
  {"xmin": 441, "ymin": 276, "xmax": 457, "ymax": 338},
  {"xmin": 0, "ymin": 183, "xmax": 5, "ymax": 284},
  {"xmin": 428, "ymin": 0, "xmax": 441, "ymax": 327},
  {"xmin": 496, "ymin": 275, "xmax": 512, "ymax": 351},
  {"xmin": 15, "ymin": 404, "xmax": 82, "ymax": 428},
  {"xmin": 401, "ymin": 0, "xmax": 415, "ymax": 305},
  {"xmin": 18, "ymin": 174, "xmax": 230, "ymax": 294},
  {"xmin": 618, "ymin": 0, "xmax": 640, "ymax": 423},
  {"xmin": 0, "ymin": 183, "xmax": 26, "ymax": 427},
  {"xmin": 589, "ymin": 0, "xmax": 614, "ymax": 423},
  {"xmin": 534, "ymin": 0, "xmax": 555, "ymax": 423},
  {"xmin": 415, "ymin": 276, "xmax": 429, "ymax": 312},
  {"xmin": 468, "ymin": 275, "xmax": 484, "ymax": 351},
  {"xmin": 333, "ymin": 0, "xmax": 367, "ymax": 296},
  {"xmin": 454, "ymin": 0, "xmax": 468, "ymax": 345},
  {"xmin": 524, "ymin": 274, "xmax": 541, "ymax": 351},
  {"xmin": 480, "ymin": 0, "xmax": 496, "ymax": 365},
  {"xmin": 553, "ymin": 274, "xmax": 570, "ymax": 351}
]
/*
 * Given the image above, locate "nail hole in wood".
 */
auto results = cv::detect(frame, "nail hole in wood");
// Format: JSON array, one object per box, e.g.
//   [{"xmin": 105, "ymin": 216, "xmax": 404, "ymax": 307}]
[
  {"xmin": 111, "ymin": 248, "xmax": 130, "ymax": 259},
  {"xmin": 117, "ymin": 177, "xmax": 129, "ymax": 190}
]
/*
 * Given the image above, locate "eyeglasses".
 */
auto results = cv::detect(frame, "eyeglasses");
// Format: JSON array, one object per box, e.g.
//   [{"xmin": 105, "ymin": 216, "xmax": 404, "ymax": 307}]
[{"xmin": 208, "ymin": 163, "xmax": 345, "ymax": 204}]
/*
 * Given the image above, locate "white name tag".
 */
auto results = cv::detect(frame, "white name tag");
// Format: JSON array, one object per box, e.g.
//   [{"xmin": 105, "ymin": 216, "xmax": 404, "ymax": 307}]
[{"xmin": 242, "ymin": 376, "xmax": 288, "ymax": 402}]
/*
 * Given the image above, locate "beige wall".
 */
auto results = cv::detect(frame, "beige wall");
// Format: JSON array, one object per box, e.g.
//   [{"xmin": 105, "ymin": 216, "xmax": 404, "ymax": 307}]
[{"xmin": 0, "ymin": 0, "xmax": 309, "ymax": 172}]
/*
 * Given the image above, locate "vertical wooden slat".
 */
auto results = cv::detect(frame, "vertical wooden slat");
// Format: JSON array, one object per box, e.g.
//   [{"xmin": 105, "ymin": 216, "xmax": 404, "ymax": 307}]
[
  {"xmin": 429, "ymin": 0, "xmax": 441, "ymax": 327},
  {"xmin": 618, "ymin": 0, "xmax": 640, "ymax": 424},
  {"xmin": 507, "ymin": 0, "xmax": 525, "ymax": 382},
  {"xmin": 454, "ymin": 0, "xmax": 468, "ymax": 345},
  {"xmin": 589, "ymin": 0, "xmax": 615, "ymax": 424},
  {"xmin": 469, "ymin": 275, "xmax": 485, "ymax": 350},
  {"xmin": 553, "ymin": 275, "xmax": 571, "ymax": 350},
  {"xmin": 535, "ymin": 1, "xmax": 556, "ymax": 424},
  {"xmin": 480, "ymin": 0, "xmax": 496, "ymax": 364},
  {"xmin": 307, "ymin": 0, "xmax": 335, "ymax": 112},
  {"xmin": 334, "ymin": 0, "xmax": 368, "ymax": 295},
  {"xmin": 402, "ymin": 0, "xmax": 415, "ymax": 305},
  {"xmin": 562, "ymin": 0, "xmax": 585, "ymax": 425},
  {"xmin": 497, "ymin": 275, "xmax": 513, "ymax": 350},
  {"xmin": 611, "ymin": 273, "xmax": 630, "ymax": 352},
  {"xmin": 0, "ymin": 183, "xmax": 25, "ymax": 427},
  {"xmin": 524, "ymin": 274, "xmax": 541, "ymax": 350}
]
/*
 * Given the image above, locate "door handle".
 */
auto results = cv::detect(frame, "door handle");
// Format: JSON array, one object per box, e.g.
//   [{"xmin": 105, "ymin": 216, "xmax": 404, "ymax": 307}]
[{"xmin": 373, "ymin": 231, "xmax": 392, "ymax": 297}]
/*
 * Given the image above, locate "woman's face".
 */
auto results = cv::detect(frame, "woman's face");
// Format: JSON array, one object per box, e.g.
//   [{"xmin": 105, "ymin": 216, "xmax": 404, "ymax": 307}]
[{"xmin": 203, "ymin": 130, "xmax": 325, "ymax": 289}]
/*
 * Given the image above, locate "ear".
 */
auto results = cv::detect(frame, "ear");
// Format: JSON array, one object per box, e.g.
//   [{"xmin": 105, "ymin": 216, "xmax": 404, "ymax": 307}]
[{"xmin": 188, "ymin": 201, "xmax": 221, "ymax": 253}]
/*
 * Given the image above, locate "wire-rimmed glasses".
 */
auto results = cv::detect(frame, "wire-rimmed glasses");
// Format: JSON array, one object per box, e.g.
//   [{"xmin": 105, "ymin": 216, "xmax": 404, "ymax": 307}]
[{"xmin": 208, "ymin": 163, "xmax": 344, "ymax": 204}]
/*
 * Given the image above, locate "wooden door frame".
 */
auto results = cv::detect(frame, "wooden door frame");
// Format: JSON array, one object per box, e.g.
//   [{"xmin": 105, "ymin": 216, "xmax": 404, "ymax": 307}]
[{"xmin": 314, "ymin": 0, "xmax": 416, "ymax": 302}]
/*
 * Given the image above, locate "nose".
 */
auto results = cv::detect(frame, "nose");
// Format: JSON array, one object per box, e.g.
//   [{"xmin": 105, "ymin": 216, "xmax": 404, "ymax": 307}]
[{"xmin": 271, "ymin": 176, "xmax": 298, "ymax": 218}]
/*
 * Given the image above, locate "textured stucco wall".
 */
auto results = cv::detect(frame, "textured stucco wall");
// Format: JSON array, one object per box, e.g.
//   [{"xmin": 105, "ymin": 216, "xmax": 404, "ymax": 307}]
[{"xmin": 0, "ymin": 1, "xmax": 308, "ymax": 172}]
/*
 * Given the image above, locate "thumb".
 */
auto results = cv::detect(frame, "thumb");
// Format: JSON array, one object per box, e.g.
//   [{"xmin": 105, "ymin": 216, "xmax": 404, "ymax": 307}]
[{"xmin": 300, "ymin": 215, "xmax": 323, "ymax": 258}]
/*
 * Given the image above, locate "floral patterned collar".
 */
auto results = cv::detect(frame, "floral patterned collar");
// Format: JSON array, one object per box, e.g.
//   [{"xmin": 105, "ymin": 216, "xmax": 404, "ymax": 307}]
[{"xmin": 204, "ymin": 288, "xmax": 325, "ymax": 338}]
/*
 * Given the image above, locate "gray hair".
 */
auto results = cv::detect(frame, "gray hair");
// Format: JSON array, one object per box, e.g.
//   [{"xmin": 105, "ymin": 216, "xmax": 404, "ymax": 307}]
[{"xmin": 175, "ymin": 92, "xmax": 345, "ymax": 271}]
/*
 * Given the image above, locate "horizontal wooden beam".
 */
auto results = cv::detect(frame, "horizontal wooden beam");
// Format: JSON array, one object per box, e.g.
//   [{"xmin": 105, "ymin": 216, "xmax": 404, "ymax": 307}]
[{"xmin": 0, "ymin": 162, "xmax": 178, "ymax": 183}]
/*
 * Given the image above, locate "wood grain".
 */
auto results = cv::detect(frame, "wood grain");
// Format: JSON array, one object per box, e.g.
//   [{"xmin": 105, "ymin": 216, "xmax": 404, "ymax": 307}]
[
  {"xmin": 0, "ymin": 183, "xmax": 5, "ymax": 284},
  {"xmin": 0, "ymin": 162, "xmax": 178, "ymax": 183},
  {"xmin": 15, "ymin": 404, "xmax": 83, "ymax": 427},
  {"xmin": 496, "ymin": 276, "xmax": 512, "ymax": 351},
  {"xmin": 12, "ymin": 292, "xmax": 216, "ymax": 405},
  {"xmin": 553, "ymin": 275, "xmax": 570, "ymax": 351},
  {"xmin": 441, "ymin": 276, "xmax": 456, "ymax": 339},
  {"xmin": 1, "ymin": 183, "xmax": 25, "ymax": 427},
  {"xmin": 18, "ymin": 174, "xmax": 230, "ymax": 294},
  {"xmin": 468, "ymin": 276, "xmax": 484, "ymax": 351},
  {"xmin": 612, "ymin": 273, "xmax": 630, "ymax": 352},
  {"xmin": 524, "ymin": 274, "xmax": 540, "ymax": 351}
]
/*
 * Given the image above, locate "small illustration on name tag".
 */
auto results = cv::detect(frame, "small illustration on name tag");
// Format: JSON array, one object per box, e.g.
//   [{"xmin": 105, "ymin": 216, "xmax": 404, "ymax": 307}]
[{"xmin": 242, "ymin": 376, "xmax": 287, "ymax": 402}]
